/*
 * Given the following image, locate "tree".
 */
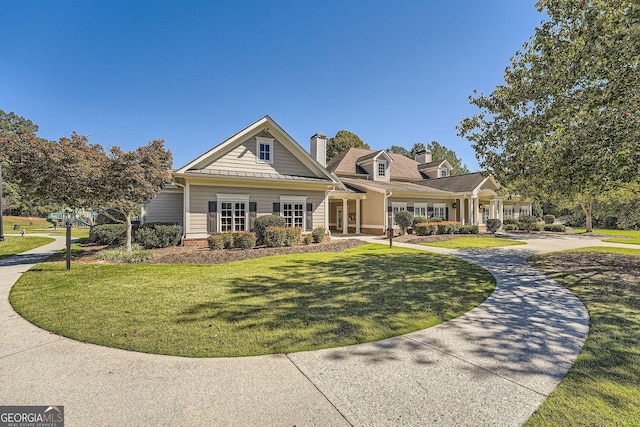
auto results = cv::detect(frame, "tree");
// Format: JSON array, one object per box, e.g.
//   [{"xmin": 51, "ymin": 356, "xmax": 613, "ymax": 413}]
[
  {"xmin": 386, "ymin": 145, "xmax": 410, "ymax": 158},
  {"xmin": 426, "ymin": 141, "xmax": 470, "ymax": 175},
  {"xmin": 0, "ymin": 109, "xmax": 39, "ymax": 135},
  {"xmin": 458, "ymin": 0, "xmax": 640, "ymax": 232},
  {"xmin": 326, "ymin": 130, "xmax": 369, "ymax": 161},
  {"xmin": 100, "ymin": 140, "xmax": 173, "ymax": 250}
]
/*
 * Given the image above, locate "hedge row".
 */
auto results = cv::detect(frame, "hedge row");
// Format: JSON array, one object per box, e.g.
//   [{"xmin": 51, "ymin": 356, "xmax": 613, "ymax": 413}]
[
  {"xmin": 89, "ymin": 222, "xmax": 183, "ymax": 248},
  {"xmin": 414, "ymin": 222, "xmax": 479, "ymax": 236},
  {"xmin": 207, "ymin": 226, "xmax": 327, "ymax": 250}
]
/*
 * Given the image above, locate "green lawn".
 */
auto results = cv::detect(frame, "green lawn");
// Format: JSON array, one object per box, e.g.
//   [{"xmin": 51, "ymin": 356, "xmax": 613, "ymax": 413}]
[
  {"xmin": 572, "ymin": 228, "xmax": 640, "ymax": 245},
  {"xmin": 421, "ymin": 236, "xmax": 527, "ymax": 249},
  {"xmin": 10, "ymin": 244, "xmax": 495, "ymax": 357},
  {"xmin": 526, "ymin": 247, "xmax": 640, "ymax": 425},
  {"xmin": 0, "ymin": 236, "xmax": 56, "ymax": 260}
]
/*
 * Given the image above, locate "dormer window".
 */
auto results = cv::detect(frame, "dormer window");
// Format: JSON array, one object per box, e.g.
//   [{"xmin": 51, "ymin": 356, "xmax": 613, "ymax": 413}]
[
  {"xmin": 256, "ymin": 137, "xmax": 274, "ymax": 164},
  {"xmin": 378, "ymin": 160, "xmax": 387, "ymax": 177},
  {"xmin": 440, "ymin": 167, "xmax": 449, "ymax": 177}
]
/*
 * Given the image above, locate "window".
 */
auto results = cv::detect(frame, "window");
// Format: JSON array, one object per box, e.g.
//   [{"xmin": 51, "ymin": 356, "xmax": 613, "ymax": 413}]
[
  {"xmin": 280, "ymin": 196, "xmax": 307, "ymax": 231},
  {"xmin": 377, "ymin": 160, "xmax": 386, "ymax": 177},
  {"xmin": 283, "ymin": 203, "xmax": 304, "ymax": 228},
  {"xmin": 391, "ymin": 202, "xmax": 407, "ymax": 225},
  {"xmin": 440, "ymin": 167, "xmax": 449, "ymax": 177},
  {"xmin": 433, "ymin": 203, "xmax": 446, "ymax": 219},
  {"xmin": 520, "ymin": 207, "xmax": 531, "ymax": 217},
  {"xmin": 504, "ymin": 206, "xmax": 514, "ymax": 218},
  {"xmin": 220, "ymin": 202, "xmax": 246, "ymax": 232},
  {"xmin": 217, "ymin": 194, "xmax": 250, "ymax": 232},
  {"xmin": 256, "ymin": 137, "xmax": 274, "ymax": 164},
  {"xmin": 414, "ymin": 203, "xmax": 428, "ymax": 218}
]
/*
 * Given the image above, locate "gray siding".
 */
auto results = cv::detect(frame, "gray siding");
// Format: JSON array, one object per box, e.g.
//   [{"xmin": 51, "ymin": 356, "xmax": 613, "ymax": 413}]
[
  {"xmin": 188, "ymin": 184, "xmax": 326, "ymax": 235},
  {"xmin": 201, "ymin": 136, "xmax": 317, "ymax": 177},
  {"xmin": 144, "ymin": 190, "xmax": 183, "ymax": 225}
]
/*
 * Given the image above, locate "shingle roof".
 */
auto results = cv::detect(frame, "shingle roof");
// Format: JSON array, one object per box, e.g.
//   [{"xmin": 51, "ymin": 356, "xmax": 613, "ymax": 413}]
[
  {"xmin": 326, "ymin": 148, "xmax": 424, "ymax": 181},
  {"xmin": 416, "ymin": 172, "xmax": 489, "ymax": 192},
  {"xmin": 340, "ymin": 177, "xmax": 451, "ymax": 195},
  {"xmin": 418, "ymin": 160, "xmax": 447, "ymax": 170}
]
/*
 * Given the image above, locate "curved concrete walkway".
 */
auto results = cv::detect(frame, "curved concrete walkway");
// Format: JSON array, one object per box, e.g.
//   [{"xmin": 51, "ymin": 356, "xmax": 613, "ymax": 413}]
[{"xmin": 0, "ymin": 234, "xmax": 635, "ymax": 426}]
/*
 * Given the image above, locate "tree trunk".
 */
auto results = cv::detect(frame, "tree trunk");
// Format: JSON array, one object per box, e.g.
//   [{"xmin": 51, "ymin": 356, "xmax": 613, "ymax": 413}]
[
  {"xmin": 125, "ymin": 213, "xmax": 132, "ymax": 251},
  {"xmin": 580, "ymin": 201, "xmax": 593, "ymax": 233}
]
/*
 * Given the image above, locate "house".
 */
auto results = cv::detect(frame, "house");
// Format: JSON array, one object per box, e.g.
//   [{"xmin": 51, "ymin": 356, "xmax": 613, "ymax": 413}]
[{"xmin": 142, "ymin": 116, "xmax": 531, "ymax": 243}]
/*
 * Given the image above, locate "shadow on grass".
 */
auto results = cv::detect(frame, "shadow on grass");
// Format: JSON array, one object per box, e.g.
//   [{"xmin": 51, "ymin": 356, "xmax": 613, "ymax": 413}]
[{"xmin": 176, "ymin": 249, "xmax": 495, "ymax": 353}]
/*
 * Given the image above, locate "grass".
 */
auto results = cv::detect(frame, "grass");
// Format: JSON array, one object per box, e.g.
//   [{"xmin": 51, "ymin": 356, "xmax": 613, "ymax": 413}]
[
  {"xmin": 0, "ymin": 236, "xmax": 56, "ymax": 260},
  {"xmin": 2, "ymin": 215, "xmax": 90, "ymax": 239},
  {"xmin": 10, "ymin": 244, "xmax": 495, "ymax": 358},
  {"xmin": 421, "ymin": 236, "xmax": 527, "ymax": 249},
  {"xmin": 572, "ymin": 228, "xmax": 640, "ymax": 245},
  {"xmin": 526, "ymin": 247, "xmax": 640, "ymax": 426}
]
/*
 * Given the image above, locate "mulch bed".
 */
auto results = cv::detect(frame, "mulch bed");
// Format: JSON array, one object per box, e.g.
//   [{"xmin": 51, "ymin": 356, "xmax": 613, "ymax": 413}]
[{"xmin": 73, "ymin": 239, "xmax": 369, "ymax": 265}]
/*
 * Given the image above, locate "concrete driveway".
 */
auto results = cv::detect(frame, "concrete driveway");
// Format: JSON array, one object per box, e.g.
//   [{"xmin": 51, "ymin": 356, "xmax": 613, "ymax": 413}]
[{"xmin": 0, "ymin": 233, "xmax": 633, "ymax": 426}]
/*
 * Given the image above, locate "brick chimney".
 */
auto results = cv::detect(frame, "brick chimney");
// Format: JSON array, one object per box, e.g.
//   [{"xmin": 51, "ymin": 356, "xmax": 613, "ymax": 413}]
[
  {"xmin": 310, "ymin": 133, "xmax": 327, "ymax": 167},
  {"xmin": 415, "ymin": 149, "xmax": 432, "ymax": 164}
]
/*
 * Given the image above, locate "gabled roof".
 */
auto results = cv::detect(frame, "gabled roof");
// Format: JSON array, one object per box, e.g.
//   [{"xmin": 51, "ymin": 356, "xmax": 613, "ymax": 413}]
[
  {"xmin": 174, "ymin": 115, "xmax": 340, "ymax": 184},
  {"xmin": 356, "ymin": 150, "xmax": 394, "ymax": 164},
  {"xmin": 326, "ymin": 148, "xmax": 424, "ymax": 181},
  {"xmin": 417, "ymin": 172, "xmax": 499, "ymax": 193},
  {"xmin": 418, "ymin": 159, "xmax": 451, "ymax": 170}
]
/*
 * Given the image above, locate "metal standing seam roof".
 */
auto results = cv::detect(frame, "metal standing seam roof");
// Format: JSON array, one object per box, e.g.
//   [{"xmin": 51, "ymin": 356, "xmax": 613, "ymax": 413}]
[
  {"xmin": 184, "ymin": 168, "xmax": 334, "ymax": 183},
  {"xmin": 340, "ymin": 177, "xmax": 452, "ymax": 194}
]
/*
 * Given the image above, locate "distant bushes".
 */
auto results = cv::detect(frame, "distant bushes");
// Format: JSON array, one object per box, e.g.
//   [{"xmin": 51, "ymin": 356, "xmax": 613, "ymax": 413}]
[
  {"xmin": 264, "ymin": 227, "xmax": 301, "ymax": 247},
  {"xmin": 207, "ymin": 225, "xmax": 324, "ymax": 251},
  {"xmin": 544, "ymin": 224, "xmax": 566, "ymax": 232},
  {"xmin": 414, "ymin": 221, "xmax": 478, "ymax": 236},
  {"xmin": 543, "ymin": 214, "xmax": 556, "ymax": 224},
  {"xmin": 311, "ymin": 227, "xmax": 326, "ymax": 243},
  {"xmin": 486, "ymin": 219, "xmax": 502, "ymax": 234}
]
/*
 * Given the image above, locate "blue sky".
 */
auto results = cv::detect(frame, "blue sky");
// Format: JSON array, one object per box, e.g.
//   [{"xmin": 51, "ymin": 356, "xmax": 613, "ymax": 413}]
[{"xmin": 1, "ymin": 1, "xmax": 545, "ymax": 171}]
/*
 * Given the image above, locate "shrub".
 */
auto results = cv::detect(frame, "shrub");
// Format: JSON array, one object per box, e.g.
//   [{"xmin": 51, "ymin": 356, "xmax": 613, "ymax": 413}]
[
  {"xmin": 89, "ymin": 224, "xmax": 127, "ymax": 245},
  {"xmin": 394, "ymin": 210, "xmax": 414, "ymax": 234},
  {"xmin": 207, "ymin": 233, "xmax": 225, "ymax": 250},
  {"xmin": 415, "ymin": 223, "xmax": 436, "ymax": 236},
  {"xmin": 254, "ymin": 215, "xmax": 287, "ymax": 244},
  {"xmin": 303, "ymin": 234, "xmax": 313, "ymax": 245},
  {"xmin": 95, "ymin": 244, "xmax": 153, "ymax": 263},
  {"xmin": 486, "ymin": 218, "xmax": 502, "ymax": 234},
  {"xmin": 233, "ymin": 232, "xmax": 257, "ymax": 249},
  {"xmin": 543, "ymin": 214, "xmax": 556, "ymax": 224},
  {"xmin": 264, "ymin": 227, "xmax": 301, "ymax": 247},
  {"xmin": 503, "ymin": 224, "xmax": 517, "ymax": 231},
  {"xmin": 457, "ymin": 225, "xmax": 479, "ymax": 234},
  {"xmin": 529, "ymin": 223, "xmax": 543, "ymax": 232},
  {"xmin": 431, "ymin": 217, "xmax": 443, "ymax": 223},
  {"xmin": 135, "ymin": 223, "xmax": 182, "ymax": 249},
  {"xmin": 412, "ymin": 216, "xmax": 429, "ymax": 228},
  {"xmin": 517, "ymin": 215, "xmax": 540, "ymax": 233},
  {"xmin": 544, "ymin": 224, "xmax": 566, "ymax": 232},
  {"xmin": 94, "ymin": 209, "xmax": 126, "ymax": 225},
  {"xmin": 311, "ymin": 227, "xmax": 326, "ymax": 243},
  {"xmin": 503, "ymin": 218, "xmax": 518, "ymax": 225},
  {"xmin": 437, "ymin": 224, "xmax": 455, "ymax": 235}
]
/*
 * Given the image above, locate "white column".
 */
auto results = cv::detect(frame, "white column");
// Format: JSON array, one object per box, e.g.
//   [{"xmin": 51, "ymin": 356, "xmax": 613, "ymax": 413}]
[
  {"xmin": 184, "ymin": 182, "xmax": 191, "ymax": 235},
  {"xmin": 355, "ymin": 199, "xmax": 361, "ymax": 234},
  {"xmin": 473, "ymin": 197, "xmax": 479, "ymax": 225},
  {"xmin": 342, "ymin": 198, "xmax": 349, "ymax": 234},
  {"xmin": 460, "ymin": 198, "xmax": 466, "ymax": 225},
  {"xmin": 490, "ymin": 200, "xmax": 496, "ymax": 220},
  {"xmin": 498, "ymin": 200, "xmax": 504, "ymax": 221}
]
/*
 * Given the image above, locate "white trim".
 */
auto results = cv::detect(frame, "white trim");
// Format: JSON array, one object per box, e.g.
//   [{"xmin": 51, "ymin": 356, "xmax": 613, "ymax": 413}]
[
  {"xmin": 216, "ymin": 194, "xmax": 250, "ymax": 233},
  {"xmin": 216, "ymin": 193, "xmax": 251, "ymax": 202},
  {"xmin": 280, "ymin": 195, "xmax": 307, "ymax": 231},
  {"xmin": 278, "ymin": 195, "xmax": 308, "ymax": 204},
  {"xmin": 413, "ymin": 202, "xmax": 428, "ymax": 218}
]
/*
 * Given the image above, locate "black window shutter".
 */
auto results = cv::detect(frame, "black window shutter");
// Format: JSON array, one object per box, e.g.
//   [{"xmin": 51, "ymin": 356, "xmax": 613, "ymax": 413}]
[
  {"xmin": 273, "ymin": 203, "xmax": 280, "ymax": 214},
  {"xmin": 306, "ymin": 203, "xmax": 312, "ymax": 212},
  {"xmin": 445, "ymin": 207, "xmax": 449, "ymax": 220},
  {"xmin": 427, "ymin": 207, "xmax": 434, "ymax": 214},
  {"xmin": 208, "ymin": 201, "xmax": 217, "ymax": 212},
  {"xmin": 387, "ymin": 205, "xmax": 392, "ymax": 213},
  {"xmin": 249, "ymin": 202, "xmax": 257, "ymax": 212},
  {"xmin": 407, "ymin": 206, "xmax": 414, "ymax": 212}
]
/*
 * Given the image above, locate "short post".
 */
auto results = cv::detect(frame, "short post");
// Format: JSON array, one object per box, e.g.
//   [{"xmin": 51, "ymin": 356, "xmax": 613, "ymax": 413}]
[
  {"xmin": 387, "ymin": 226, "xmax": 393, "ymax": 248},
  {"xmin": 66, "ymin": 222, "xmax": 72, "ymax": 270}
]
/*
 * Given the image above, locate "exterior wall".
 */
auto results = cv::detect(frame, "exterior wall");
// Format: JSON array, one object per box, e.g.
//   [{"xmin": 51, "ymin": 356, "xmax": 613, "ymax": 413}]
[
  {"xmin": 202, "ymin": 136, "xmax": 315, "ymax": 178},
  {"xmin": 143, "ymin": 189, "xmax": 184, "ymax": 225},
  {"xmin": 361, "ymin": 191, "xmax": 385, "ymax": 231},
  {"xmin": 388, "ymin": 197, "xmax": 454, "ymax": 221},
  {"xmin": 187, "ymin": 184, "xmax": 326, "ymax": 236}
]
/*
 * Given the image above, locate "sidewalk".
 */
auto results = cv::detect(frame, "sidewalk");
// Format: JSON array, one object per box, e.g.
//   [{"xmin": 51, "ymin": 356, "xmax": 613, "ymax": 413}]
[{"xmin": 0, "ymin": 234, "xmax": 628, "ymax": 426}]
